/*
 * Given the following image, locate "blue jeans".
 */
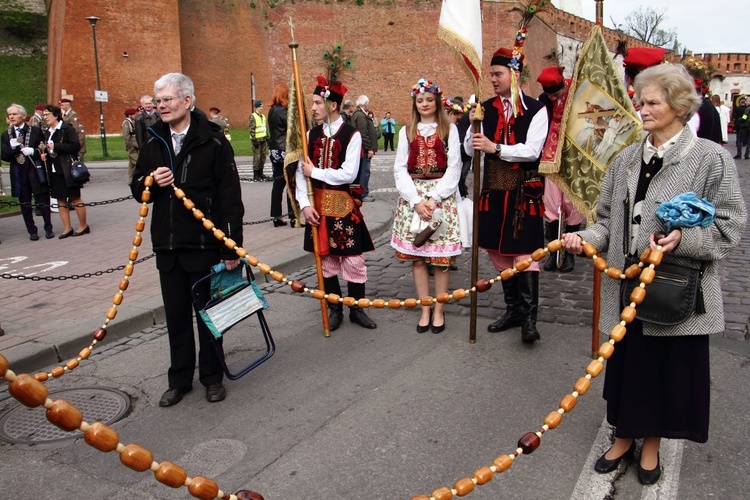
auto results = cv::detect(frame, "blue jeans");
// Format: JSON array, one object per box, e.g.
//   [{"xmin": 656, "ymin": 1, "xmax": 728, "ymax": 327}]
[{"xmin": 360, "ymin": 156, "xmax": 371, "ymax": 197}]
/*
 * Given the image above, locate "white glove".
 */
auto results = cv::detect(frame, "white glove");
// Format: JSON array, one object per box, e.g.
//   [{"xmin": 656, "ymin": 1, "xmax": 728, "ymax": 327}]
[
  {"xmin": 9, "ymin": 138, "xmax": 20, "ymax": 148},
  {"xmin": 21, "ymin": 147, "xmax": 35, "ymax": 156},
  {"xmin": 47, "ymin": 141, "xmax": 55, "ymax": 151}
]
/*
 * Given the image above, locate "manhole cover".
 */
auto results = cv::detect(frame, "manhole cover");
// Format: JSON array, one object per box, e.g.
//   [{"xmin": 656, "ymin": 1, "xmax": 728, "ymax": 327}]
[{"xmin": 0, "ymin": 387, "xmax": 131, "ymax": 448}]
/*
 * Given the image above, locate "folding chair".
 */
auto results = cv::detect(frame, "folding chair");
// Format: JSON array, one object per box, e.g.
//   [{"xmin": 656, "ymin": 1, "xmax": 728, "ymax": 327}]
[{"xmin": 192, "ymin": 259, "xmax": 275, "ymax": 380}]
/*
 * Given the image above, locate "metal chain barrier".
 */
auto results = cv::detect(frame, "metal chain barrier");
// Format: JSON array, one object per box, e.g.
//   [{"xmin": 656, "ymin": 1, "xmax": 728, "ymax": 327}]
[
  {"xmin": 0, "ymin": 195, "xmax": 134, "ymax": 210},
  {"xmin": 0, "ymin": 254, "xmax": 155, "ymax": 281}
]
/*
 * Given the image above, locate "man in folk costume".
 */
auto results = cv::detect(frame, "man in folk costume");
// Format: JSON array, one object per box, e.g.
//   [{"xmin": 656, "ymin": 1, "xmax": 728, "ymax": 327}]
[
  {"xmin": 295, "ymin": 76, "xmax": 377, "ymax": 331},
  {"xmin": 537, "ymin": 66, "xmax": 584, "ymax": 273},
  {"xmin": 465, "ymin": 47, "xmax": 548, "ymax": 343}
]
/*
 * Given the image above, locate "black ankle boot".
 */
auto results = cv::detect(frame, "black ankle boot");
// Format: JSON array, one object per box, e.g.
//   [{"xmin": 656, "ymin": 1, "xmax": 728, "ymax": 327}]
[
  {"xmin": 347, "ymin": 282, "xmax": 377, "ymax": 329},
  {"xmin": 324, "ymin": 276, "xmax": 343, "ymax": 331},
  {"xmin": 488, "ymin": 276, "xmax": 523, "ymax": 332},
  {"xmin": 517, "ymin": 272, "xmax": 541, "ymax": 343},
  {"xmin": 543, "ymin": 221, "xmax": 559, "ymax": 271}
]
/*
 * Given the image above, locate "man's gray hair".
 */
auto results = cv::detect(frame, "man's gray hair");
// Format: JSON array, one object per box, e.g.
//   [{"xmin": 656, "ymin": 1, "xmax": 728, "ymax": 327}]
[
  {"xmin": 342, "ymin": 100, "xmax": 355, "ymax": 110},
  {"xmin": 140, "ymin": 95, "xmax": 154, "ymax": 104},
  {"xmin": 7, "ymin": 103, "xmax": 27, "ymax": 116},
  {"xmin": 356, "ymin": 95, "xmax": 369, "ymax": 107},
  {"xmin": 154, "ymin": 73, "xmax": 196, "ymax": 105}
]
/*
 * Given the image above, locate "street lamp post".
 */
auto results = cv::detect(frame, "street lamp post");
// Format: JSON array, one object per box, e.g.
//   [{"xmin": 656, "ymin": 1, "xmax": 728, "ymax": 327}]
[{"xmin": 86, "ymin": 16, "xmax": 107, "ymax": 157}]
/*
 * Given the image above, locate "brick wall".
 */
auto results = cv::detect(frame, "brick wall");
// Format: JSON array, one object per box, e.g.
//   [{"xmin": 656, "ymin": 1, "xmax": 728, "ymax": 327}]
[{"xmin": 48, "ymin": 0, "xmax": 664, "ymax": 134}]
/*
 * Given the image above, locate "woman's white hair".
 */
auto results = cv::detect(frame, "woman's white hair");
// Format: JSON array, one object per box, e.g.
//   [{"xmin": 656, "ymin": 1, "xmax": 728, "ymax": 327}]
[{"xmin": 634, "ymin": 64, "xmax": 701, "ymax": 124}]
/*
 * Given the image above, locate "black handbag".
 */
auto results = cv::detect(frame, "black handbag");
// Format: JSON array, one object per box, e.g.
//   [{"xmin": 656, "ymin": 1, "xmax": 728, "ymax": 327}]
[
  {"xmin": 34, "ymin": 160, "xmax": 47, "ymax": 184},
  {"xmin": 620, "ymin": 256, "xmax": 706, "ymax": 325},
  {"xmin": 70, "ymin": 158, "xmax": 90, "ymax": 185}
]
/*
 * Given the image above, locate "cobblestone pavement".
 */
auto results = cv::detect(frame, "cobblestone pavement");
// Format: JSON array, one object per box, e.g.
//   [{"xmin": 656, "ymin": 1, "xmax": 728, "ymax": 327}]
[{"xmin": 269, "ymin": 149, "xmax": 750, "ymax": 341}]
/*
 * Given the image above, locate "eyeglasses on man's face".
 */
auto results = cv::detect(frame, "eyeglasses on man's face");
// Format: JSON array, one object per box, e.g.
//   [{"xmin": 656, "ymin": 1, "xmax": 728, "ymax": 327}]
[{"xmin": 154, "ymin": 96, "xmax": 182, "ymax": 106}]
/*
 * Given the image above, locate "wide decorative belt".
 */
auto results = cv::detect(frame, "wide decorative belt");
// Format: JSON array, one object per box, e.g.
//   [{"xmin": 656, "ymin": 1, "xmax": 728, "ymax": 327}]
[
  {"xmin": 482, "ymin": 156, "xmax": 523, "ymax": 190},
  {"xmin": 409, "ymin": 171, "xmax": 446, "ymax": 180},
  {"xmin": 314, "ymin": 188, "xmax": 354, "ymax": 218}
]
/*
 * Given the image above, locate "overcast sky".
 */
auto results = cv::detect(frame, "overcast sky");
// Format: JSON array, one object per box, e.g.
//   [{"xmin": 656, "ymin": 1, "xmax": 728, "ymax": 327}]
[{"xmin": 563, "ymin": 1, "xmax": 747, "ymax": 54}]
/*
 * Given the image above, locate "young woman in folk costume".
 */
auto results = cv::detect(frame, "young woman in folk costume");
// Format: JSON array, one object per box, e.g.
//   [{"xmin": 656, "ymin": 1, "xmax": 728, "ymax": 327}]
[{"xmin": 390, "ymin": 79, "xmax": 462, "ymax": 334}]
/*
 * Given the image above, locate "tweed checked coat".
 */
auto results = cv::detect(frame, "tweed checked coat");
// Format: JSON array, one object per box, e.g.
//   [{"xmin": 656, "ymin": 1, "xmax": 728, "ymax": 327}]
[{"xmin": 577, "ymin": 126, "xmax": 746, "ymax": 337}]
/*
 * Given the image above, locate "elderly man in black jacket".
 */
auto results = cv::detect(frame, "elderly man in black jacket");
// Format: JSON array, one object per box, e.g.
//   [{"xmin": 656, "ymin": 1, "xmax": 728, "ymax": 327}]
[
  {"xmin": 1, "ymin": 104, "xmax": 54, "ymax": 240},
  {"xmin": 131, "ymin": 73, "xmax": 244, "ymax": 407}
]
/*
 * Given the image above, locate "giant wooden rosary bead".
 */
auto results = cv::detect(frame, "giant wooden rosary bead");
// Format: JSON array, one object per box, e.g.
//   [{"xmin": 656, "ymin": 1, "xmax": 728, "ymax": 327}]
[
  {"xmin": 420, "ymin": 296, "xmax": 434, "ymax": 306},
  {"xmin": 203, "ymin": 220, "xmax": 215, "ymax": 231},
  {"xmin": 500, "ymin": 268, "xmax": 515, "ymax": 280},
  {"xmin": 452, "ymin": 288, "xmax": 467, "ymax": 300},
  {"xmin": 326, "ymin": 293, "xmax": 341, "ymax": 304},
  {"xmin": 193, "ymin": 209, "xmax": 204, "ymax": 220},
  {"xmin": 606, "ymin": 267, "xmax": 623, "ymax": 280},
  {"xmin": 154, "ymin": 461, "xmax": 187, "ymax": 488},
  {"xmin": 119, "ymin": 443, "xmax": 154, "ymax": 472},
  {"xmin": 139, "ymin": 205, "xmax": 149, "ymax": 217},
  {"xmin": 144, "ymin": 175, "xmax": 154, "ymax": 187},
  {"xmin": 492, "ymin": 454, "xmax": 513, "ymax": 472},
  {"xmin": 610, "ymin": 324, "xmax": 626, "ymax": 342},
  {"xmin": 246, "ymin": 256, "xmax": 259, "ymax": 266},
  {"xmin": 387, "ymin": 299, "xmax": 401, "ymax": 309},
  {"xmin": 574, "ymin": 377, "xmax": 591, "ymax": 395},
  {"xmin": 0, "ymin": 353, "xmax": 8, "ymax": 378},
  {"xmin": 66, "ymin": 359, "xmax": 79, "ymax": 370},
  {"xmin": 582, "ymin": 242, "xmax": 597, "ymax": 257},
  {"xmin": 518, "ymin": 432, "xmax": 541, "ymax": 454},
  {"xmin": 547, "ymin": 239, "xmax": 563, "ymax": 252},
  {"xmin": 173, "ymin": 188, "xmax": 186, "ymax": 199},
  {"xmin": 84, "ymin": 422, "xmax": 120, "ymax": 452},
  {"xmin": 373, "ymin": 299, "xmax": 386, "ymax": 308},
  {"xmin": 516, "ymin": 259, "xmax": 531, "ymax": 272},
  {"xmin": 560, "ymin": 394, "xmax": 577, "ymax": 412},
  {"xmin": 639, "ymin": 267, "xmax": 656, "ymax": 284},
  {"xmin": 128, "ymin": 249, "xmax": 139, "ymax": 261},
  {"xmin": 357, "ymin": 298, "xmax": 370, "ymax": 308},
  {"xmin": 473, "ymin": 466, "xmax": 494, "ymax": 485},
  {"xmin": 629, "ymin": 286, "xmax": 646, "ymax": 304},
  {"xmin": 404, "ymin": 298, "xmax": 418, "ymax": 308},
  {"xmin": 133, "ymin": 234, "xmax": 143, "ymax": 246},
  {"xmin": 8, "ymin": 374, "xmax": 48, "ymax": 407},
  {"xmin": 183, "ymin": 199, "xmax": 195, "ymax": 210},
  {"xmin": 432, "ymin": 487, "xmax": 453, "ymax": 500},
  {"xmin": 51, "ymin": 366, "xmax": 65, "ymax": 377},
  {"xmin": 343, "ymin": 297, "xmax": 357, "ymax": 307},
  {"xmin": 135, "ymin": 220, "xmax": 146, "ymax": 232},
  {"xmin": 141, "ymin": 190, "xmax": 151, "ymax": 202},
  {"xmin": 531, "ymin": 248, "xmax": 547, "ymax": 261},
  {"xmin": 213, "ymin": 229, "xmax": 226, "ymax": 241},
  {"xmin": 593, "ymin": 257, "xmax": 607, "ymax": 272},
  {"xmin": 544, "ymin": 411, "xmax": 562, "ymax": 429},
  {"xmin": 598, "ymin": 342, "xmax": 615, "ymax": 359},
  {"xmin": 124, "ymin": 263, "xmax": 134, "ymax": 276},
  {"xmin": 189, "ymin": 476, "xmax": 220, "ymax": 500},
  {"xmin": 46, "ymin": 399, "xmax": 83, "ymax": 432},
  {"xmin": 475, "ymin": 278, "xmax": 492, "ymax": 292},
  {"xmin": 586, "ymin": 359, "xmax": 604, "ymax": 378},
  {"xmin": 639, "ymin": 247, "xmax": 651, "ymax": 262},
  {"xmin": 625, "ymin": 263, "xmax": 642, "ymax": 279},
  {"xmin": 94, "ymin": 327, "xmax": 107, "ymax": 341},
  {"xmin": 79, "ymin": 347, "xmax": 92, "ymax": 360},
  {"xmin": 620, "ymin": 306, "xmax": 636, "ymax": 324},
  {"xmin": 291, "ymin": 281, "xmax": 305, "ymax": 292},
  {"xmin": 436, "ymin": 292, "xmax": 451, "ymax": 303},
  {"xmin": 235, "ymin": 248, "xmax": 248, "ymax": 258},
  {"xmin": 647, "ymin": 248, "xmax": 663, "ymax": 266},
  {"xmin": 224, "ymin": 238, "xmax": 237, "ymax": 250},
  {"xmin": 454, "ymin": 477, "xmax": 475, "ymax": 496}
]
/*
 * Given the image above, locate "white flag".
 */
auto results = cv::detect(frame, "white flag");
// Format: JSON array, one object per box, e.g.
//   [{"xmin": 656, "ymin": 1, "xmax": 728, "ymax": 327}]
[{"xmin": 438, "ymin": 0, "xmax": 483, "ymax": 89}]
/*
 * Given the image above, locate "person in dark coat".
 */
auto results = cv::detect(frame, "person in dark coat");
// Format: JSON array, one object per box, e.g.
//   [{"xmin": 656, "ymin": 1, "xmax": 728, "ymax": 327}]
[
  {"xmin": 267, "ymin": 83, "xmax": 293, "ymax": 226},
  {"xmin": 1, "ymin": 104, "xmax": 53, "ymax": 239},
  {"xmin": 131, "ymin": 73, "xmax": 245, "ymax": 407},
  {"xmin": 41, "ymin": 104, "xmax": 87, "ymax": 238},
  {"xmin": 465, "ymin": 47, "xmax": 549, "ymax": 343}
]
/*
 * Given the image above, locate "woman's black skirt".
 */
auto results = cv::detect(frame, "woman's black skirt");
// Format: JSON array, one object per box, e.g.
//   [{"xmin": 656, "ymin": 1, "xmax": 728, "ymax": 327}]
[
  {"xmin": 50, "ymin": 171, "xmax": 81, "ymax": 200},
  {"xmin": 603, "ymin": 319, "xmax": 710, "ymax": 443}
]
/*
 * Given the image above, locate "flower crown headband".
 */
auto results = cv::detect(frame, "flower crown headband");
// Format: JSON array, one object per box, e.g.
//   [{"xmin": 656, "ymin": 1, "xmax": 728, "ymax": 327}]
[
  {"xmin": 411, "ymin": 78, "xmax": 441, "ymax": 98},
  {"xmin": 443, "ymin": 98, "xmax": 468, "ymax": 113}
]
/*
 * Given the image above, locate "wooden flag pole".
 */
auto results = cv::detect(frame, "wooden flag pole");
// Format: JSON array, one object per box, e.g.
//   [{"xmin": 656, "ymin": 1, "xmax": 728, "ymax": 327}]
[
  {"xmin": 289, "ymin": 25, "xmax": 331, "ymax": 337},
  {"xmin": 469, "ymin": 103, "xmax": 484, "ymax": 344},
  {"xmin": 591, "ymin": 0, "xmax": 604, "ymax": 357}
]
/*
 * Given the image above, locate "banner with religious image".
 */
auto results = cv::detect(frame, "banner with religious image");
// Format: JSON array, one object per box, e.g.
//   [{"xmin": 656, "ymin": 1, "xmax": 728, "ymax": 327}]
[{"xmin": 540, "ymin": 26, "xmax": 642, "ymax": 224}]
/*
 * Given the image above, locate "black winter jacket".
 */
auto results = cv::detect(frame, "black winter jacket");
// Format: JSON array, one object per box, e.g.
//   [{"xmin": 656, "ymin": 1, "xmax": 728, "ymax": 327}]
[
  {"xmin": 130, "ymin": 110, "xmax": 244, "ymax": 261},
  {"xmin": 267, "ymin": 104, "xmax": 287, "ymax": 151}
]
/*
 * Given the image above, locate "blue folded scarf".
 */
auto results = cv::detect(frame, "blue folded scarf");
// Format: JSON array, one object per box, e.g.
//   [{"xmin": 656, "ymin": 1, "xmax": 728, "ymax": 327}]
[{"xmin": 655, "ymin": 192, "xmax": 715, "ymax": 232}]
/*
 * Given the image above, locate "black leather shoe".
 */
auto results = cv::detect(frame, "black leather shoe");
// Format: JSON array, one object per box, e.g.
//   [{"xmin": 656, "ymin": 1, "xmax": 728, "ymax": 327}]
[
  {"xmin": 638, "ymin": 453, "xmax": 661, "ymax": 485},
  {"xmin": 273, "ymin": 217, "xmax": 288, "ymax": 227},
  {"xmin": 45, "ymin": 231, "xmax": 55, "ymax": 239},
  {"xmin": 734, "ymin": 155, "xmax": 742, "ymax": 159},
  {"xmin": 205, "ymin": 383, "xmax": 226, "ymax": 403},
  {"xmin": 594, "ymin": 441, "xmax": 635, "ymax": 473},
  {"xmin": 417, "ymin": 311, "xmax": 431, "ymax": 333},
  {"xmin": 29, "ymin": 233, "xmax": 39, "ymax": 241},
  {"xmin": 329, "ymin": 304, "xmax": 344, "ymax": 332},
  {"xmin": 72, "ymin": 225, "xmax": 91, "ymax": 236},
  {"xmin": 350, "ymin": 307, "xmax": 377, "ymax": 329},
  {"xmin": 487, "ymin": 312, "xmax": 523, "ymax": 332},
  {"xmin": 58, "ymin": 229, "xmax": 74, "ymax": 239},
  {"xmin": 159, "ymin": 387, "xmax": 191, "ymax": 407},
  {"xmin": 521, "ymin": 316, "xmax": 541, "ymax": 343}
]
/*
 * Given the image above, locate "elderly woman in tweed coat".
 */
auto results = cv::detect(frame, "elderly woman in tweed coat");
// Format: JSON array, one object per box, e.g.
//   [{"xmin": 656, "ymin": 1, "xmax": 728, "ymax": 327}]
[{"xmin": 562, "ymin": 64, "xmax": 746, "ymax": 486}]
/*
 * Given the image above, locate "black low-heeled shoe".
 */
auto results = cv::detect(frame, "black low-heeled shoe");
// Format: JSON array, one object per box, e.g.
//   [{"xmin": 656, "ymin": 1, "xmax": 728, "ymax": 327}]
[
  {"xmin": 273, "ymin": 217, "xmax": 288, "ymax": 227},
  {"xmin": 594, "ymin": 441, "xmax": 636, "ymax": 473},
  {"xmin": 431, "ymin": 314, "xmax": 445, "ymax": 334},
  {"xmin": 638, "ymin": 453, "xmax": 661, "ymax": 485},
  {"xmin": 417, "ymin": 311, "xmax": 432, "ymax": 334},
  {"xmin": 72, "ymin": 225, "xmax": 91, "ymax": 236},
  {"xmin": 58, "ymin": 229, "xmax": 74, "ymax": 239}
]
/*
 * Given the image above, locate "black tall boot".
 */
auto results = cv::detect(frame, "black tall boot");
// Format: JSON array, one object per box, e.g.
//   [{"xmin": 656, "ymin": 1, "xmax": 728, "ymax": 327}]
[
  {"xmin": 347, "ymin": 282, "xmax": 377, "ymax": 329},
  {"xmin": 517, "ymin": 272, "xmax": 541, "ymax": 343},
  {"xmin": 487, "ymin": 275, "xmax": 523, "ymax": 332},
  {"xmin": 559, "ymin": 223, "xmax": 580, "ymax": 273},
  {"xmin": 543, "ymin": 220, "xmax": 559, "ymax": 272},
  {"xmin": 324, "ymin": 276, "xmax": 344, "ymax": 331}
]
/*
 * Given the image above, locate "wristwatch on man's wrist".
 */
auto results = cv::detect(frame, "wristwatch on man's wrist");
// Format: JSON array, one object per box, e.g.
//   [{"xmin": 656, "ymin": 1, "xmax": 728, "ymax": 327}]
[{"xmin": 494, "ymin": 143, "xmax": 502, "ymax": 156}]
